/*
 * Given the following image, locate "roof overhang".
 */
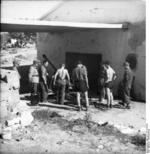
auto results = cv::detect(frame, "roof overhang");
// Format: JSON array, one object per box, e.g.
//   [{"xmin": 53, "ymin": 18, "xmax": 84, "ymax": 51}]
[{"xmin": 1, "ymin": 18, "xmax": 124, "ymax": 32}]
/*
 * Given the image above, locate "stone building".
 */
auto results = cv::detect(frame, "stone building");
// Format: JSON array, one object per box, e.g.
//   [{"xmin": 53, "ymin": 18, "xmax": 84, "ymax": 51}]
[
  {"xmin": 1, "ymin": 0, "xmax": 146, "ymax": 101},
  {"xmin": 36, "ymin": 0, "xmax": 145, "ymax": 100}
]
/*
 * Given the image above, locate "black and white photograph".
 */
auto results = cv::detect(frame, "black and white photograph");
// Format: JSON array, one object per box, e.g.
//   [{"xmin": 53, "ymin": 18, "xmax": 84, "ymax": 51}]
[{"xmin": 0, "ymin": 0, "xmax": 148, "ymax": 154}]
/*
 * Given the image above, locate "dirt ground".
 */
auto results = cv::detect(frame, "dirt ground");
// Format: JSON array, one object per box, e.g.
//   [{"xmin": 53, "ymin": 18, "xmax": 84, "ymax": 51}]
[
  {"xmin": 0, "ymin": 44, "xmax": 37, "ymax": 67},
  {"xmin": 0, "ymin": 46, "xmax": 146, "ymax": 153},
  {"xmin": 0, "ymin": 96, "xmax": 146, "ymax": 154}
]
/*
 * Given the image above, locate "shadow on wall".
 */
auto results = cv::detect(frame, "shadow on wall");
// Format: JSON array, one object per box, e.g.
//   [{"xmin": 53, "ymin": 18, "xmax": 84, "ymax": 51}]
[{"xmin": 1, "ymin": 65, "xmax": 31, "ymax": 94}]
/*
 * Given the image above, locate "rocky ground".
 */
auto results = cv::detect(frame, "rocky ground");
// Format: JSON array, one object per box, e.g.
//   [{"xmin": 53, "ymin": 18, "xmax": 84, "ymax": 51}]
[
  {"xmin": 0, "ymin": 44, "xmax": 37, "ymax": 67},
  {"xmin": 0, "ymin": 96, "xmax": 146, "ymax": 154},
  {"xmin": 0, "ymin": 45, "xmax": 146, "ymax": 153}
]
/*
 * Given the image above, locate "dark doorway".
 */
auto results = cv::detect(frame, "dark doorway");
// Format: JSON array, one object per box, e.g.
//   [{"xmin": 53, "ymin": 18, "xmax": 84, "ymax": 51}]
[{"xmin": 66, "ymin": 52, "xmax": 102, "ymax": 94}]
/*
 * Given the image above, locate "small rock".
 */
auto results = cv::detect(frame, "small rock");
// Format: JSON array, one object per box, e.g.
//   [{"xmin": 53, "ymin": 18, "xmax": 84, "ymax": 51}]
[
  {"xmin": 30, "ymin": 136, "xmax": 34, "ymax": 140},
  {"xmin": 56, "ymin": 140, "xmax": 64, "ymax": 145},
  {"xmin": 111, "ymin": 146, "xmax": 120, "ymax": 152},
  {"xmin": 98, "ymin": 144, "xmax": 104, "ymax": 149},
  {"xmin": 121, "ymin": 128, "xmax": 137, "ymax": 135},
  {"xmin": 120, "ymin": 145, "xmax": 128, "ymax": 151},
  {"xmin": 2, "ymin": 132, "xmax": 12, "ymax": 140},
  {"xmin": 5, "ymin": 117, "xmax": 21, "ymax": 127},
  {"xmin": 139, "ymin": 127, "xmax": 146, "ymax": 134},
  {"xmin": 105, "ymin": 142, "xmax": 112, "ymax": 147},
  {"xmin": 20, "ymin": 111, "xmax": 34, "ymax": 127},
  {"xmin": 129, "ymin": 125, "xmax": 134, "ymax": 129},
  {"xmin": 101, "ymin": 122, "xmax": 108, "ymax": 126},
  {"xmin": 1, "ymin": 140, "xmax": 4, "ymax": 144},
  {"xmin": 114, "ymin": 139, "xmax": 119, "ymax": 143},
  {"xmin": 1, "ymin": 127, "xmax": 12, "ymax": 140},
  {"xmin": 45, "ymin": 149, "xmax": 48, "ymax": 152},
  {"xmin": 15, "ymin": 138, "xmax": 22, "ymax": 142}
]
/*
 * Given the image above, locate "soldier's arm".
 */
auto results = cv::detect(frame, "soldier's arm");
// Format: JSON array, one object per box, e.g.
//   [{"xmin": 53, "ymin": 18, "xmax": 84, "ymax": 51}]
[
  {"xmin": 41, "ymin": 66, "xmax": 47, "ymax": 84},
  {"xmin": 124, "ymin": 70, "xmax": 130, "ymax": 82},
  {"xmin": 113, "ymin": 71, "xmax": 117, "ymax": 80},
  {"xmin": 84, "ymin": 67, "xmax": 89, "ymax": 88},
  {"xmin": 53, "ymin": 70, "xmax": 58, "ymax": 85},
  {"xmin": 66, "ymin": 70, "xmax": 70, "ymax": 82},
  {"xmin": 72, "ymin": 70, "xmax": 75, "ymax": 85}
]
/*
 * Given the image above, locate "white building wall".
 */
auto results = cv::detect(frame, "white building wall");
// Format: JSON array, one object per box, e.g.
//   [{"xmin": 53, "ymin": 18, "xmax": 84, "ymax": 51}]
[{"xmin": 37, "ymin": 0, "xmax": 145, "ymax": 100}]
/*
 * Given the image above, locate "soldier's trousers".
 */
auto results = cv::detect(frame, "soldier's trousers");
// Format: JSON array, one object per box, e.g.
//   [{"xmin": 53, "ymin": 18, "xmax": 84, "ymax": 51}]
[
  {"xmin": 31, "ymin": 83, "xmax": 39, "ymax": 105},
  {"xmin": 39, "ymin": 82, "xmax": 48, "ymax": 102},
  {"xmin": 122, "ymin": 86, "xmax": 131, "ymax": 105},
  {"xmin": 56, "ymin": 84, "xmax": 66, "ymax": 105}
]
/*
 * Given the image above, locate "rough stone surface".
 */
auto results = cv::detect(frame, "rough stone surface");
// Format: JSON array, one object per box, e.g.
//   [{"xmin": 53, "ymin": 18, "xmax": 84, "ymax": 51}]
[{"xmin": 0, "ymin": 69, "xmax": 20, "ymax": 120}]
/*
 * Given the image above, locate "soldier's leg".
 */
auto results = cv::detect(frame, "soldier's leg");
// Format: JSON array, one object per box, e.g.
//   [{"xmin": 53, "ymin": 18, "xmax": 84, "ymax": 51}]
[
  {"xmin": 43, "ymin": 88, "xmax": 48, "ymax": 102},
  {"xmin": 106, "ymin": 87, "xmax": 110, "ymax": 107},
  {"xmin": 30, "ymin": 83, "xmax": 34, "ymax": 104},
  {"xmin": 84, "ymin": 91, "xmax": 89, "ymax": 111},
  {"xmin": 40, "ymin": 82, "xmax": 48, "ymax": 103},
  {"xmin": 37, "ymin": 83, "xmax": 40, "ymax": 103},
  {"xmin": 77, "ymin": 92, "xmax": 81, "ymax": 111},
  {"xmin": 110, "ymin": 90, "xmax": 113, "ymax": 108},
  {"xmin": 56, "ymin": 84, "xmax": 60, "ymax": 104},
  {"xmin": 39, "ymin": 82, "xmax": 43, "ymax": 102},
  {"xmin": 60, "ymin": 85, "xmax": 66, "ymax": 105},
  {"xmin": 126, "ymin": 88, "xmax": 131, "ymax": 107},
  {"xmin": 123, "ymin": 87, "xmax": 131, "ymax": 108},
  {"xmin": 99, "ymin": 87, "xmax": 104, "ymax": 102}
]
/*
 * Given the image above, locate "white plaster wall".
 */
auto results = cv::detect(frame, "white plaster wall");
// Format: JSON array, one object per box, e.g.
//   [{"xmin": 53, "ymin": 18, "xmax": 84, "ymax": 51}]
[
  {"xmin": 37, "ymin": 23, "xmax": 145, "ymax": 100},
  {"xmin": 37, "ymin": 0, "xmax": 145, "ymax": 100}
]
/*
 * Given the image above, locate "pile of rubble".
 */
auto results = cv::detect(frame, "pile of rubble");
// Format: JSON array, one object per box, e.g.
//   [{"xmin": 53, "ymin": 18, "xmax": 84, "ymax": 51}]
[
  {"xmin": 0, "ymin": 69, "xmax": 34, "ymax": 140},
  {"xmin": 0, "ymin": 69, "xmax": 20, "ymax": 120},
  {"xmin": 0, "ymin": 110, "xmax": 33, "ymax": 140}
]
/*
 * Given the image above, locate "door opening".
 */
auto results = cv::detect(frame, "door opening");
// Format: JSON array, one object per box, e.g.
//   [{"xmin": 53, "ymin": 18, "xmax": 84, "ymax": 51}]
[{"xmin": 66, "ymin": 52, "xmax": 102, "ymax": 94}]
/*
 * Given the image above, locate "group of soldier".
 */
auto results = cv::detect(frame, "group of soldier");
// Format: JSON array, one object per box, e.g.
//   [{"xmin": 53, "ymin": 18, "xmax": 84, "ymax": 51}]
[{"xmin": 27, "ymin": 58, "xmax": 133, "ymax": 111}]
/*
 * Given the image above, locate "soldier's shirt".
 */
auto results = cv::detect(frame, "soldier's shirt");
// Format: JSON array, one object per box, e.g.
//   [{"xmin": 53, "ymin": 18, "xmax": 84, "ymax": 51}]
[
  {"xmin": 56, "ymin": 68, "xmax": 69, "ymax": 80},
  {"xmin": 123, "ymin": 68, "xmax": 133, "ymax": 89},
  {"xmin": 72, "ymin": 65, "xmax": 88, "ymax": 81},
  {"xmin": 39, "ymin": 65, "xmax": 48, "ymax": 83},
  {"xmin": 29, "ymin": 65, "xmax": 39, "ymax": 83},
  {"xmin": 105, "ymin": 66, "xmax": 116, "ymax": 83}
]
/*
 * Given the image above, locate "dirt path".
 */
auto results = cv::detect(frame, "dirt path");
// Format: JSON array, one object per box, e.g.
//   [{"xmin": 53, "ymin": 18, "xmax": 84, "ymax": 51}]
[{"xmin": 0, "ymin": 100, "xmax": 146, "ymax": 154}]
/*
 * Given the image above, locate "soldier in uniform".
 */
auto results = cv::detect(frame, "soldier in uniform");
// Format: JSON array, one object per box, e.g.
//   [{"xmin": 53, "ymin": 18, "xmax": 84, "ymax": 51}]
[
  {"xmin": 39, "ymin": 60, "xmax": 49, "ymax": 103},
  {"xmin": 104, "ymin": 61, "xmax": 116, "ymax": 108},
  {"xmin": 98, "ymin": 63, "xmax": 107, "ymax": 103},
  {"xmin": 29, "ymin": 60, "xmax": 40, "ymax": 105},
  {"xmin": 53, "ymin": 63, "xmax": 70, "ymax": 105},
  {"xmin": 72, "ymin": 61, "xmax": 89, "ymax": 111},
  {"xmin": 121, "ymin": 61, "xmax": 133, "ymax": 109}
]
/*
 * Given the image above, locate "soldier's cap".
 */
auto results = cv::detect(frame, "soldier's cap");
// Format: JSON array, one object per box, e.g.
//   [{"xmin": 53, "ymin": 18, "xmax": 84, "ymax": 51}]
[
  {"xmin": 33, "ymin": 59, "xmax": 40, "ymax": 64},
  {"xmin": 124, "ymin": 61, "xmax": 130, "ymax": 67},
  {"xmin": 104, "ymin": 60, "xmax": 110, "ymax": 65}
]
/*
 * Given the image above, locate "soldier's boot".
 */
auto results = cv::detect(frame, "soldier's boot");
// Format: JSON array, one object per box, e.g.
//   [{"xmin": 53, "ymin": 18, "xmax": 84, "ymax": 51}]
[{"xmin": 77, "ymin": 106, "xmax": 81, "ymax": 112}]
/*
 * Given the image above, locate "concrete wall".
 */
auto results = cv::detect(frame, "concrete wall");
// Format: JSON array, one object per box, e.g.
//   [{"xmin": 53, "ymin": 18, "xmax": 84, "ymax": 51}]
[
  {"xmin": 37, "ymin": 0, "xmax": 145, "ymax": 101},
  {"xmin": 37, "ymin": 22, "xmax": 145, "ymax": 100}
]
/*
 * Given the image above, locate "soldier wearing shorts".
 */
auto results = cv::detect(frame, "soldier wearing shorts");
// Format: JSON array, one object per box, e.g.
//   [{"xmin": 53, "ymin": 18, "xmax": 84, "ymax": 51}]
[
  {"xmin": 72, "ymin": 61, "xmax": 89, "ymax": 111},
  {"xmin": 104, "ymin": 61, "xmax": 116, "ymax": 108}
]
